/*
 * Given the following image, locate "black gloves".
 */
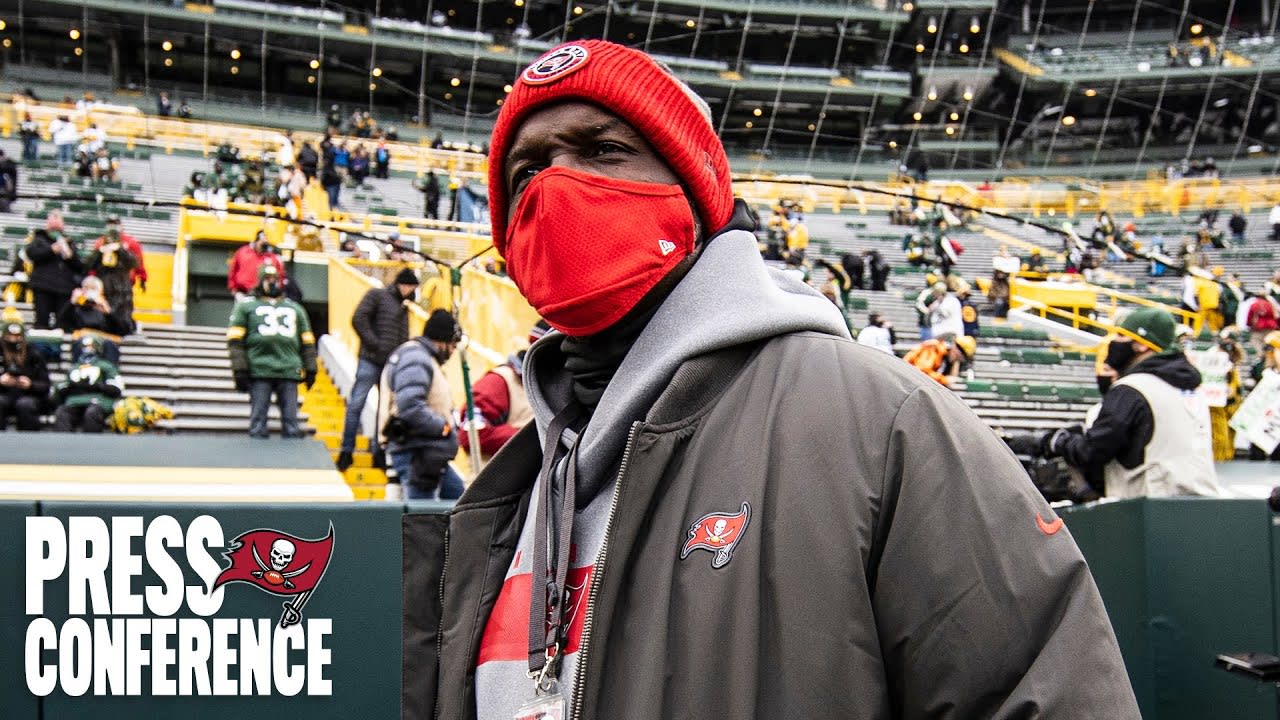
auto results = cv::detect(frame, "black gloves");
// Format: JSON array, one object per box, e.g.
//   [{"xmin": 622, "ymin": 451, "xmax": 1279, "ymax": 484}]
[
  {"xmin": 1041, "ymin": 425, "xmax": 1082, "ymax": 459},
  {"xmin": 304, "ymin": 370, "xmax": 317, "ymax": 390},
  {"xmin": 233, "ymin": 371, "xmax": 249, "ymax": 393}
]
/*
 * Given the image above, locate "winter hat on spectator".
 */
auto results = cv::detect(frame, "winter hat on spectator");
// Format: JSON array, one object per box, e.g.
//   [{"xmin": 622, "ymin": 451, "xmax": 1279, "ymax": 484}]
[
  {"xmin": 487, "ymin": 39, "xmax": 734, "ymax": 248},
  {"xmin": 393, "ymin": 268, "xmax": 419, "ymax": 286},
  {"xmin": 1117, "ymin": 307, "xmax": 1176, "ymax": 353},
  {"xmin": 425, "ymin": 309, "xmax": 460, "ymax": 342}
]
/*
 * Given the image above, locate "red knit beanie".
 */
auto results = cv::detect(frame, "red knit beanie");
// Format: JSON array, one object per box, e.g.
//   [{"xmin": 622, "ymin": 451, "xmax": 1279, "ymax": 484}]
[{"xmin": 488, "ymin": 40, "xmax": 734, "ymax": 251}]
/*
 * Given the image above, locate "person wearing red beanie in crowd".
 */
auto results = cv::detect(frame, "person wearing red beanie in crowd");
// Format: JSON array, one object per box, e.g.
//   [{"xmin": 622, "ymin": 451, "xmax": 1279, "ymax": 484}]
[
  {"xmin": 458, "ymin": 320, "xmax": 548, "ymax": 468},
  {"xmin": 407, "ymin": 40, "xmax": 1138, "ymax": 719}
]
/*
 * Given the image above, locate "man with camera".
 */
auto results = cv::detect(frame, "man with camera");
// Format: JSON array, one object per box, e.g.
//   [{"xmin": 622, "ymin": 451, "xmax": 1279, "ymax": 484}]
[
  {"xmin": 227, "ymin": 230, "xmax": 286, "ymax": 304},
  {"xmin": 1043, "ymin": 307, "xmax": 1226, "ymax": 498},
  {"xmin": 0, "ymin": 320, "xmax": 49, "ymax": 431},
  {"xmin": 379, "ymin": 308, "xmax": 462, "ymax": 500}
]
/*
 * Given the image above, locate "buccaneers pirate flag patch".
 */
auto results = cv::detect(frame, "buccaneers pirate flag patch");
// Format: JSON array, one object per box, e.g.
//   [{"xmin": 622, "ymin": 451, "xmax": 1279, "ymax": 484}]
[
  {"xmin": 680, "ymin": 503, "xmax": 751, "ymax": 569},
  {"xmin": 215, "ymin": 525, "xmax": 335, "ymax": 627}
]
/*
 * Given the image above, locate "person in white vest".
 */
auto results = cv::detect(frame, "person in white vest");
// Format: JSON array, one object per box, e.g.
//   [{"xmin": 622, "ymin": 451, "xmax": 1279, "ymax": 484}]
[
  {"xmin": 1045, "ymin": 307, "xmax": 1225, "ymax": 498},
  {"xmin": 459, "ymin": 320, "xmax": 548, "ymax": 468}
]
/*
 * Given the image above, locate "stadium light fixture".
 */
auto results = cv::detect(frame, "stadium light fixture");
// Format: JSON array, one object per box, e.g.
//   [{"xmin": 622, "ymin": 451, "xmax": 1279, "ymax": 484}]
[
  {"xmin": 310, "ymin": 59, "xmax": 320, "ymax": 69},
  {"xmin": 949, "ymin": 111, "xmax": 959, "ymax": 121},
  {"xmin": 515, "ymin": 0, "xmax": 524, "ymax": 5},
  {"xmin": 230, "ymin": 65, "xmax": 239, "ymax": 74},
  {"xmin": 926, "ymin": 18, "xmax": 937, "ymax": 34},
  {"xmin": 162, "ymin": 40, "xmax": 173, "ymax": 52},
  {"xmin": 752, "ymin": 108, "xmax": 763, "ymax": 117},
  {"xmin": 915, "ymin": 42, "xmax": 925, "ymax": 53},
  {"xmin": 2, "ymin": 39, "xmax": 10, "ymax": 48},
  {"xmin": 573, "ymin": 6, "xmax": 584, "ymax": 15},
  {"xmin": 807, "ymin": 123, "xmax": 816, "ymax": 131},
  {"xmin": 0, "ymin": 20, "xmax": 7, "ymax": 31},
  {"xmin": 497, "ymin": 98, "xmax": 504, "ymax": 106},
  {"xmin": 1062, "ymin": 115, "xmax": 1076, "ymax": 126},
  {"xmin": 369, "ymin": 83, "xmax": 377, "ymax": 91},
  {"xmin": 889, "ymin": 140, "xmax": 898, "ymax": 149},
  {"xmin": 504, "ymin": 84, "xmax": 513, "ymax": 93},
  {"xmin": 745, "ymin": 121, "xmax": 753, "ymax": 128},
  {"xmin": 231, "ymin": 49, "xmax": 241, "ymax": 60},
  {"xmin": 69, "ymin": 29, "xmax": 80, "ymax": 40},
  {"xmin": 1190, "ymin": 23, "xmax": 1203, "ymax": 35},
  {"xmin": 912, "ymin": 111, "xmax": 923, "ymax": 121},
  {"xmin": 1084, "ymin": 88, "xmax": 1097, "ymax": 97},
  {"xmin": 74, "ymin": 47, "xmax": 83, "ymax": 56},
  {"xmin": 686, "ymin": 19, "xmax": 696, "ymax": 28},
  {"xmin": 445, "ymin": 92, "xmax": 454, "ymax": 100},
  {"xmin": 945, "ymin": 126, "xmax": 955, "ymax": 135},
  {"xmin": 372, "ymin": 67, "xmax": 383, "ymax": 77},
  {"xmin": 450, "ymin": 77, "xmax": 461, "ymax": 87},
  {"xmin": 902, "ymin": 3, "xmax": 914, "ymax": 12},
  {"xmin": 163, "ymin": 57, "xmax": 173, "ymax": 67},
  {"xmin": 970, "ymin": 18, "xmax": 980, "ymax": 34},
  {"xmin": 959, "ymin": 43, "xmax": 969, "ymax": 53},
  {"xmin": 962, "ymin": 87, "xmax": 974, "ymax": 101},
  {"xmin": 307, "ymin": 75, "xmax": 315, "ymax": 84},
  {"xmin": 926, "ymin": 86, "xmax": 937, "ymax": 100}
]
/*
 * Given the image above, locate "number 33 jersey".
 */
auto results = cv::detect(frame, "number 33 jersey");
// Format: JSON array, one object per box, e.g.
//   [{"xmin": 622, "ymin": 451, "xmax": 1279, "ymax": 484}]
[{"xmin": 226, "ymin": 297, "xmax": 315, "ymax": 380}]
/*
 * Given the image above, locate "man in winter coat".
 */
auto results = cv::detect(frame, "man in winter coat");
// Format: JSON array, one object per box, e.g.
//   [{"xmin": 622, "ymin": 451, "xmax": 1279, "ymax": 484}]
[
  {"xmin": 226, "ymin": 264, "xmax": 316, "ymax": 439},
  {"xmin": 335, "ymin": 267, "xmax": 419, "ymax": 471},
  {"xmin": 102, "ymin": 214, "xmax": 148, "ymax": 291},
  {"xmin": 406, "ymin": 40, "xmax": 1138, "ymax": 720},
  {"xmin": 25, "ymin": 212, "xmax": 84, "ymax": 329},
  {"xmin": 0, "ymin": 320, "xmax": 50, "ymax": 431},
  {"xmin": 1045, "ymin": 307, "xmax": 1226, "ymax": 498},
  {"xmin": 227, "ymin": 231, "xmax": 286, "ymax": 303},
  {"xmin": 458, "ymin": 320, "xmax": 547, "ymax": 468},
  {"xmin": 380, "ymin": 309, "xmax": 462, "ymax": 500},
  {"xmin": 88, "ymin": 220, "xmax": 137, "ymax": 334},
  {"xmin": 51, "ymin": 335, "xmax": 123, "ymax": 433}
]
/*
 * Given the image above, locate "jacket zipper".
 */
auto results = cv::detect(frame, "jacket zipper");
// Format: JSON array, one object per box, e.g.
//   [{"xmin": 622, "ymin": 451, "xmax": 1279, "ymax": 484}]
[
  {"xmin": 568, "ymin": 421, "xmax": 642, "ymax": 720},
  {"xmin": 432, "ymin": 524, "xmax": 451, "ymax": 720}
]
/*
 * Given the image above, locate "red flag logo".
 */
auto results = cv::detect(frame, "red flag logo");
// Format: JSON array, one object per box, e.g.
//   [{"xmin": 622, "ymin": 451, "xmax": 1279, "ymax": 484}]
[
  {"xmin": 215, "ymin": 525, "xmax": 335, "ymax": 626},
  {"xmin": 680, "ymin": 503, "xmax": 751, "ymax": 569}
]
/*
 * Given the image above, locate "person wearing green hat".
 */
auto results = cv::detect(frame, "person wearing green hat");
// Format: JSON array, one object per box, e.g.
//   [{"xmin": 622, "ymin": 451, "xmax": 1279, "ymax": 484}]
[
  {"xmin": 1044, "ymin": 306, "xmax": 1225, "ymax": 498},
  {"xmin": 0, "ymin": 320, "xmax": 50, "ymax": 431}
]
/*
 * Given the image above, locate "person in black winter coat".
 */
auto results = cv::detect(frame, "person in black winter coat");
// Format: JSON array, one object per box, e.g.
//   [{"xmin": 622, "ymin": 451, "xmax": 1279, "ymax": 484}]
[
  {"xmin": 57, "ymin": 276, "xmax": 128, "ymax": 365},
  {"xmin": 335, "ymin": 268, "xmax": 420, "ymax": 470},
  {"xmin": 0, "ymin": 148, "xmax": 18, "ymax": 211},
  {"xmin": 0, "ymin": 320, "xmax": 50, "ymax": 431},
  {"xmin": 296, "ymin": 142, "xmax": 319, "ymax": 182},
  {"xmin": 842, "ymin": 252, "xmax": 865, "ymax": 290},
  {"xmin": 866, "ymin": 249, "xmax": 891, "ymax": 291},
  {"xmin": 25, "ymin": 212, "xmax": 84, "ymax": 329}
]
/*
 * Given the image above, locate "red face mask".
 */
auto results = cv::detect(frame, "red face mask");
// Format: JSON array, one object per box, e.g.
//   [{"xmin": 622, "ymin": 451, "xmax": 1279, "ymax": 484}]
[{"xmin": 503, "ymin": 166, "xmax": 696, "ymax": 337}]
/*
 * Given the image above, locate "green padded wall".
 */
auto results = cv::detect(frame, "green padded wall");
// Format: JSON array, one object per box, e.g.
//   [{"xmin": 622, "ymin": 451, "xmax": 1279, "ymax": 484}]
[{"xmin": 0, "ymin": 502, "xmax": 41, "ymax": 720}]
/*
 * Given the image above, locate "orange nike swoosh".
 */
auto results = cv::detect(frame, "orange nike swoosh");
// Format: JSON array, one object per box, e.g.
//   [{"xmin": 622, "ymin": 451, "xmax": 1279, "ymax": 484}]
[{"xmin": 1036, "ymin": 513, "xmax": 1064, "ymax": 536}]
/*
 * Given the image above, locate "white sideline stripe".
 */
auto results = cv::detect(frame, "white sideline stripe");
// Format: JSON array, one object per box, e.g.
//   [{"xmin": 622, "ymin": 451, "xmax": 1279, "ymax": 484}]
[{"xmin": 0, "ymin": 481, "xmax": 355, "ymax": 502}]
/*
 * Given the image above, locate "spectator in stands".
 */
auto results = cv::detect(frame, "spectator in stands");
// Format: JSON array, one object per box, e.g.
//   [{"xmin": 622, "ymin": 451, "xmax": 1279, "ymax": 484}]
[
  {"xmin": 865, "ymin": 248, "xmax": 890, "ymax": 290},
  {"xmin": 1206, "ymin": 328, "xmax": 1244, "ymax": 462},
  {"xmin": 19, "ymin": 112, "xmax": 39, "ymax": 163},
  {"xmin": 0, "ymin": 320, "xmax": 50, "ymax": 431},
  {"xmin": 458, "ymin": 320, "xmax": 548, "ymax": 469},
  {"xmin": 919, "ymin": 281, "xmax": 963, "ymax": 340},
  {"xmin": 856, "ymin": 311, "xmax": 895, "ymax": 354},
  {"xmin": 83, "ymin": 123, "xmax": 106, "ymax": 154},
  {"xmin": 841, "ymin": 251, "xmax": 864, "ymax": 290},
  {"xmin": 0, "ymin": 149, "xmax": 17, "ymax": 212},
  {"xmin": 215, "ymin": 140, "xmax": 241, "ymax": 165},
  {"xmin": 990, "ymin": 244, "xmax": 1018, "ymax": 318},
  {"xmin": 416, "ymin": 170, "xmax": 441, "ymax": 219},
  {"xmin": 956, "ymin": 279, "xmax": 980, "ymax": 337},
  {"xmin": 335, "ymin": 267, "xmax": 419, "ymax": 472},
  {"xmin": 430, "ymin": 131, "xmax": 444, "ymax": 150},
  {"xmin": 51, "ymin": 335, "xmax": 124, "ymax": 433},
  {"xmin": 276, "ymin": 130, "xmax": 295, "ymax": 170},
  {"xmin": 88, "ymin": 220, "xmax": 138, "ymax": 333},
  {"xmin": 297, "ymin": 141, "xmax": 319, "ymax": 182},
  {"xmin": 90, "ymin": 148, "xmax": 117, "ymax": 184},
  {"xmin": 226, "ymin": 264, "xmax": 317, "ymax": 439},
  {"xmin": 157, "ymin": 91, "xmax": 172, "ymax": 117},
  {"xmin": 1270, "ymin": 200, "xmax": 1280, "ymax": 242},
  {"xmin": 379, "ymin": 309, "xmax": 462, "ymax": 500},
  {"xmin": 326, "ymin": 104, "xmax": 342, "ymax": 132},
  {"xmin": 349, "ymin": 145, "xmax": 371, "ymax": 186},
  {"xmin": 333, "ymin": 140, "xmax": 350, "ymax": 178},
  {"xmin": 1044, "ymin": 308, "xmax": 1224, "ymax": 497},
  {"xmin": 1023, "ymin": 247, "xmax": 1046, "ymax": 274},
  {"xmin": 25, "ymin": 212, "xmax": 84, "ymax": 330},
  {"xmin": 72, "ymin": 146, "xmax": 93, "ymax": 179},
  {"xmin": 59, "ymin": 276, "xmax": 128, "ymax": 364},
  {"xmin": 76, "ymin": 92, "xmax": 96, "ymax": 112},
  {"xmin": 227, "ymin": 231, "xmax": 286, "ymax": 303},
  {"xmin": 1229, "ymin": 211, "xmax": 1248, "ymax": 245},
  {"xmin": 49, "ymin": 115, "xmax": 78, "ymax": 168},
  {"xmin": 374, "ymin": 141, "xmax": 391, "ymax": 179},
  {"xmin": 903, "ymin": 334, "xmax": 976, "ymax": 387},
  {"xmin": 815, "ymin": 258, "xmax": 852, "ymax": 324},
  {"xmin": 321, "ymin": 156, "xmax": 342, "ymax": 209},
  {"xmin": 436, "ymin": 41, "xmax": 1140, "ymax": 720},
  {"xmin": 177, "ymin": 100, "xmax": 193, "ymax": 119}
]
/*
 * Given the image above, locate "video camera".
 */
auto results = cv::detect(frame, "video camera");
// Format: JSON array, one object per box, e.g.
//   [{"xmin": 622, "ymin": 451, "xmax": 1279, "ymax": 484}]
[{"xmin": 1001, "ymin": 431, "xmax": 1098, "ymax": 504}]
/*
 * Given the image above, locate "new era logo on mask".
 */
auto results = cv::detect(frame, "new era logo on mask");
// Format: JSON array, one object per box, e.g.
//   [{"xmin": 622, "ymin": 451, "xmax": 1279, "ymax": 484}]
[{"xmin": 658, "ymin": 239, "xmax": 677, "ymax": 256}]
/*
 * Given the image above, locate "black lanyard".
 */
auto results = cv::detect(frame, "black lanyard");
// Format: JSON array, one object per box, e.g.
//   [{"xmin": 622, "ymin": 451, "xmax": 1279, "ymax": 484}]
[{"xmin": 527, "ymin": 402, "xmax": 583, "ymax": 691}]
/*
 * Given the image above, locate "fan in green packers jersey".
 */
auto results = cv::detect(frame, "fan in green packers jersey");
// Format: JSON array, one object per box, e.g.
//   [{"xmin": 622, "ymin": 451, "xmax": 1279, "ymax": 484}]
[{"xmin": 226, "ymin": 264, "xmax": 317, "ymax": 439}]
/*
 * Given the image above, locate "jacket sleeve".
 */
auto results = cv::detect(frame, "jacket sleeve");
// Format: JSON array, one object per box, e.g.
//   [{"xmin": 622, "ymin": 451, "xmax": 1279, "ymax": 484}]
[
  {"xmin": 873, "ymin": 384, "xmax": 1139, "ymax": 718},
  {"xmin": 391, "ymin": 349, "xmax": 450, "ymax": 438},
  {"xmin": 26, "ymin": 354, "xmax": 50, "ymax": 399},
  {"xmin": 458, "ymin": 370, "xmax": 514, "ymax": 456},
  {"xmin": 351, "ymin": 290, "xmax": 380, "ymax": 352},
  {"xmin": 226, "ymin": 303, "xmax": 249, "ymax": 375},
  {"xmin": 25, "ymin": 233, "xmax": 53, "ymax": 263},
  {"xmin": 1058, "ymin": 385, "xmax": 1153, "ymax": 470},
  {"xmin": 130, "ymin": 239, "xmax": 147, "ymax": 282},
  {"xmin": 227, "ymin": 249, "xmax": 242, "ymax": 292}
]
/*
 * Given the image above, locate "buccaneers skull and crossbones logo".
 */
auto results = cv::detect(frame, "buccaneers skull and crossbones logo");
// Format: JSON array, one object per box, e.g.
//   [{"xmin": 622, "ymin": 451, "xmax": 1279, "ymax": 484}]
[
  {"xmin": 250, "ymin": 537, "xmax": 313, "ymax": 590},
  {"xmin": 215, "ymin": 526, "xmax": 335, "ymax": 626},
  {"xmin": 680, "ymin": 503, "xmax": 751, "ymax": 569}
]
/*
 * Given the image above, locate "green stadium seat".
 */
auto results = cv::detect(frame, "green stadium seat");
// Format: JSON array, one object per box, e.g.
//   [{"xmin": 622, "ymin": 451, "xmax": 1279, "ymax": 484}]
[{"xmin": 846, "ymin": 297, "xmax": 868, "ymax": 311}]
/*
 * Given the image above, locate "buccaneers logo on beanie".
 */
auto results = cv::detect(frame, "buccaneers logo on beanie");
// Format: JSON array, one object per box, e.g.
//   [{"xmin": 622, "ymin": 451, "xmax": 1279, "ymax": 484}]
[{"xmin": 487, "ymin": 40, "xmax": 735, "ymax": 249}]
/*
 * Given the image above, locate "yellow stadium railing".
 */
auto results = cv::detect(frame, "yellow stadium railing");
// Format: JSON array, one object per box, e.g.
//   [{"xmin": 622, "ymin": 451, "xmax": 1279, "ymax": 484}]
[{"xmin": 1010, "ymin": 275, "xmax": 1204, "ymax": 335}]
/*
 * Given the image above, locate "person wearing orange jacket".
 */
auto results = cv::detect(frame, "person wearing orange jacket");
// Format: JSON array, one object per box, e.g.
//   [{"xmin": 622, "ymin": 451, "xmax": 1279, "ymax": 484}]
[{"xmin": 903, "ymin": 334, "xmax": 975, "ymax": 387}]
